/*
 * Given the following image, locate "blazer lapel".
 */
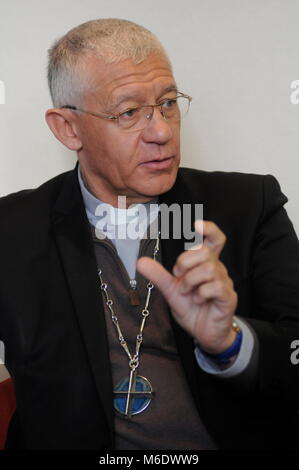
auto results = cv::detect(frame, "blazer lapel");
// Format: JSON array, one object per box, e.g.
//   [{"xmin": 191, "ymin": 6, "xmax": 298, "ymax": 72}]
[{"xmin": 51, "ymin": 169, "xmax": 114, "ymax": 439}]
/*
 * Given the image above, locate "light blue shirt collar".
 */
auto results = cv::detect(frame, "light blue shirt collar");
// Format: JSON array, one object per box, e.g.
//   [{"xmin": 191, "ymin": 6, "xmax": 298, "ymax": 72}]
[
  {"xmin": 77, "ymin": 164, "xmax": 159, "ymax": 233},
  {"xmin": 77, "ymin": 165, "xmax": 159, "ymax": 280}
]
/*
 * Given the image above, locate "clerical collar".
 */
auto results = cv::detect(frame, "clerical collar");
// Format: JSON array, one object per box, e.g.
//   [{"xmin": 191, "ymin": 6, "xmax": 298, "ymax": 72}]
[{"xmin": 77, "ymin": 165, "xmax": 159, "ymax": 239}]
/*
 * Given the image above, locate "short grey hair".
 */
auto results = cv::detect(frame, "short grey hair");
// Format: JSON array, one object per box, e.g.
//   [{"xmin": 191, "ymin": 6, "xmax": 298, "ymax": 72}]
[{"xmin": 47, "ymin": 18, "xmax": 171, "ymax": 108}]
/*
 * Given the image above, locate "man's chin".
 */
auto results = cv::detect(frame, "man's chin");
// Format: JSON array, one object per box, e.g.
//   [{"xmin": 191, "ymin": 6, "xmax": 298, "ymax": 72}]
[{"xmin": 137, "ymin": 168, "xmax": 178, "ymax": 198}]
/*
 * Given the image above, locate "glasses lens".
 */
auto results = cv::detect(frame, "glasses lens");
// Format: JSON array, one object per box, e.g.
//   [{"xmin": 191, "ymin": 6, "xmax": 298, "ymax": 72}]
[
  {"xmin": 177, "ymin": 96, "xmax": 190, "ymax": 119},
  {"xmin": 118, "ymin": 107, "xmax": 143, "ymax": 130},
  {"xmin": 118, "ymin": 106, "xmax": 154, "ymax": 132},
  {"xmin": 118, "ymin": 96, "xmax": 191, "ymax": 132},
  {"xmin": 161, "ymin": 96, "xmax": 190, "ymax": 121}
]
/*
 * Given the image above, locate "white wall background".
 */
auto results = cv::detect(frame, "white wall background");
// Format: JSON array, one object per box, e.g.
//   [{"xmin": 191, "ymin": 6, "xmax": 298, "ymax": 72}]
[{"xmin": 0, "ymin": 0, "xmax": 298, "ymax": 228}]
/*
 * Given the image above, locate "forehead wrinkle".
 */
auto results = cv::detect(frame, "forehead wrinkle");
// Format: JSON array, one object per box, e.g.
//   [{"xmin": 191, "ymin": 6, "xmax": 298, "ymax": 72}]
[{"xmin": 107, "ymin": 78, "xmax": 177, "ymax": 110}]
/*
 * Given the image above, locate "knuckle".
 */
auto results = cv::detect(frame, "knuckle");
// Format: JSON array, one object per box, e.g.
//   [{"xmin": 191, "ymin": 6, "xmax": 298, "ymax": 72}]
[
  {"xmin": 214, "ymin": 232, "xmax": 226, "ymax": 249},
  {"xmin": 219, "ymin": 262, "xmax": 228, "ymax": 277},
  {"xmin": 201, "ymin": 245, "xmax": 210, "ymax": 259},
  {"xmin": 221, "ymin": 232, "xmax": 227, "ymax": 245},
  {"xmin": 215, "ymin": 279, "xmax": 223, "ymax": 290},
  {"xmin": 215, "ymin": 279, "xmax": 225, "ymax": 294},
  {"xmin": 181, "ymin": 275, "xmax": 189, "ymax": 289},
  {"xmin": 207, "ymin": 220, "xmax": 216, "ymax": 231},
  {"xmin": 205, "ymin": 261, "xmax": 216, "ymax": 276},
  {"xmin": 175, "ymin": 252, "xmax": 188, "ymax": 272}
]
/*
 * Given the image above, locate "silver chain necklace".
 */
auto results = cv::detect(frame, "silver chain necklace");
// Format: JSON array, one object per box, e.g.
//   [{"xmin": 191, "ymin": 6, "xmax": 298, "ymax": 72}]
[{"xmin": 97, "ymin": 233, "xmax": 160, "ymax": 418}]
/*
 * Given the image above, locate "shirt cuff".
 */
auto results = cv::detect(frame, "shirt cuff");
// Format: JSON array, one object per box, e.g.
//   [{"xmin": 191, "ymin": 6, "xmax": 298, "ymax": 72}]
[{"xmin": 194, "ymin": 317, "xmax": 255, "ymax": 378}]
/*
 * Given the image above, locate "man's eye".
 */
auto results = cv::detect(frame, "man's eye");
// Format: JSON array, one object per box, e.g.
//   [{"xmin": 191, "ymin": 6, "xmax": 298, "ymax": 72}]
[
  {"xmin": 120, "ymin": 108, "xmax": 139, "ymax": 119},
  {"xmin": 162, "ymin": 99, "xmax": 177, "ymax": 108}
]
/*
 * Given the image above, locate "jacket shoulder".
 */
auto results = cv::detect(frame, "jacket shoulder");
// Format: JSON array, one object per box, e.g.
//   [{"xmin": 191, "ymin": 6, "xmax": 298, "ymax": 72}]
[
  {"xmin": 177, "ymin": 167, "xmax": 285, "ymax": 205},
  {"xmin": 0, "ymin": 169, "xmax": 75, "ymax": 225},
  {"xmin": 0, "ymin": 170, "xmax": 73, "ymax": 208},
  {"xmin": 178, "ymin": 167, "xmax": 268, "ymax": 189}
]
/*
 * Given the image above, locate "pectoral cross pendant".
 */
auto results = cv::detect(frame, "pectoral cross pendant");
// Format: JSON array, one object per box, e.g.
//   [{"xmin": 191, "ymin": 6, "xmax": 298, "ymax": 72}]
[{"xmin": 113, "ymin": 372, "xmax": 153, "ymax": 417}]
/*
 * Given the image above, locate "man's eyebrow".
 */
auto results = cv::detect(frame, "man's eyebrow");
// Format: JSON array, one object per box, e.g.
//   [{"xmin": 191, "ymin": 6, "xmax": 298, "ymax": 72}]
[
  {"xmin": 110, "ymin": 85, "xmax": 178, "ymax": 110},
  {"xmin": 161, "ymin": 85, "xmax": 178, "ymax": 95},
  {"xmin": 110, "ymin": 91, "xmax": 142, "ymax": 110}
]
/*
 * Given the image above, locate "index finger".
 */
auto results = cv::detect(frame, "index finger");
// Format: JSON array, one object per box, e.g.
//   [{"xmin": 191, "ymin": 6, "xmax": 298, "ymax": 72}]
[{"xmin": 193, "ymin": 220, "xmax": 226, "ymax": 257}]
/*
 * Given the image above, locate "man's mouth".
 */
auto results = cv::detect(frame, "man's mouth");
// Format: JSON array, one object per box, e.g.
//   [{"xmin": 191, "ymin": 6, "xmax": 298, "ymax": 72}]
[{"xmin": 139, "ymin": 156, "xmax": 174, "ymax": 170}]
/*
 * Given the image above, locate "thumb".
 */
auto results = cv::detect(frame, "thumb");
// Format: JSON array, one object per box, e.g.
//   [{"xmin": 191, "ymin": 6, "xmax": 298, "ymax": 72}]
[{"xmin": 136, "ymin": 257, "xmax": 176, "ymax": 300}]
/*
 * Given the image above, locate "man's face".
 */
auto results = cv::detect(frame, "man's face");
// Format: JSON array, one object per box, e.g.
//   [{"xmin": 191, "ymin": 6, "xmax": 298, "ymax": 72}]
[{"xmin": 74, "ymin": 53, "xmax": 181, "ymax": 206}]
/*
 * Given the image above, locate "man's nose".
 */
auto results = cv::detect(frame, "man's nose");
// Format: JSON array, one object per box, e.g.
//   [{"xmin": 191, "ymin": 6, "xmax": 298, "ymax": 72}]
[{"xmin": 141, "ymin": 107, "xmax": 173, "ymax": 144}]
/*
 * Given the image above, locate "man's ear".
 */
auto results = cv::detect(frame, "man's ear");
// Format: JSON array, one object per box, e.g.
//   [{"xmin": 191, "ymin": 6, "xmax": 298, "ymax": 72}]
[{"xmin": 45, "ymin": 108, "xmax": 82, "ymax": 151}]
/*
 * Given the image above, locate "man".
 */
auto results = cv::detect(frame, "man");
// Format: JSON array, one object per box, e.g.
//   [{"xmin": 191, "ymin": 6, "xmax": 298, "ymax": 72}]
[{"xmin": 1, "ymin": 18, "xmax": 299, "ymax": 450}]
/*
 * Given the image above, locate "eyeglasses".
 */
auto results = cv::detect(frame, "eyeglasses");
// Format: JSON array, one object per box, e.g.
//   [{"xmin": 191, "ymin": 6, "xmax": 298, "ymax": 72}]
[{"xmin": 60, "ymin": 92, "xmax": 192, "ymax": 132}]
